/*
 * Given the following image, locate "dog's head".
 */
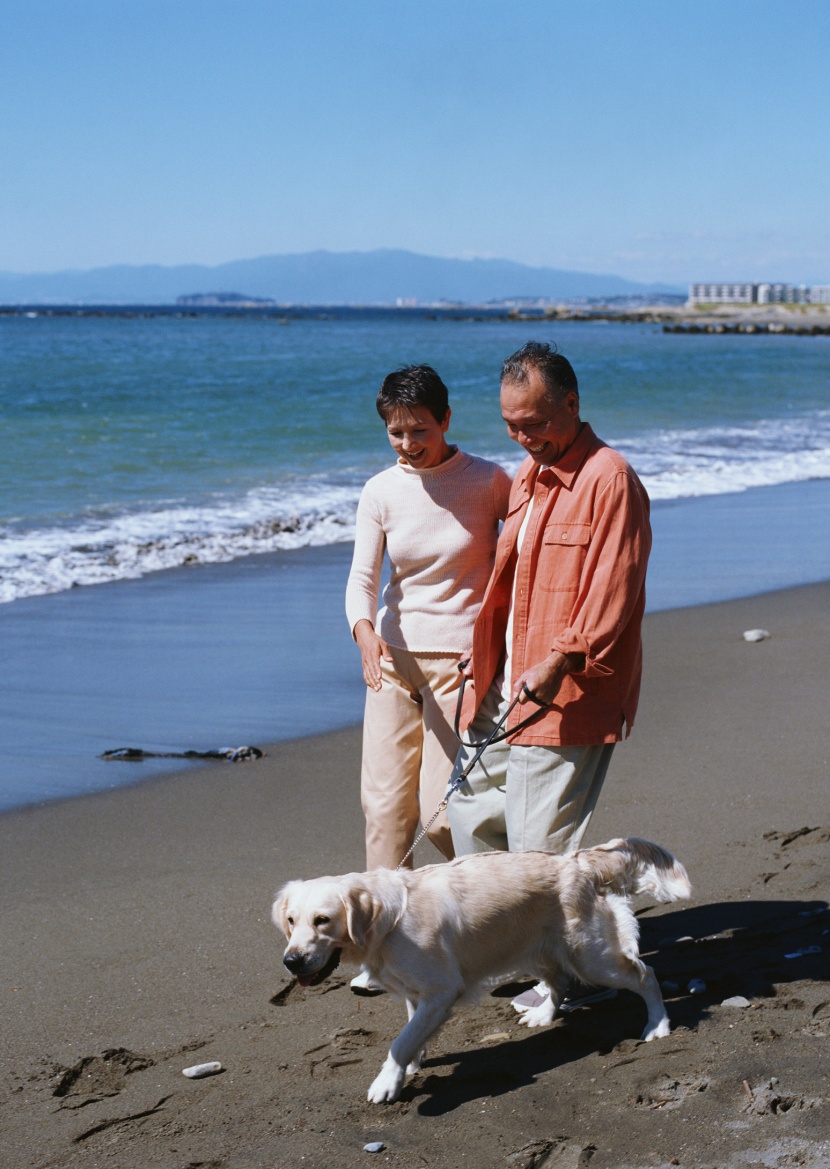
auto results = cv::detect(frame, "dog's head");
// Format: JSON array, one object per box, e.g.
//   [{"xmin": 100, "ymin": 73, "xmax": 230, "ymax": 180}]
[{"xmin": 272, "ymin": 873, "xmax": 395, "ymax": 986}]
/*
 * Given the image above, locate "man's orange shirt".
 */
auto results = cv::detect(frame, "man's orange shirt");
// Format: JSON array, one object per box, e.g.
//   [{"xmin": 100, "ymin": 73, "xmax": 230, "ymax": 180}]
[{"xmin": 462, "ymin": 423, "xmax": 652, "ymax": 746}]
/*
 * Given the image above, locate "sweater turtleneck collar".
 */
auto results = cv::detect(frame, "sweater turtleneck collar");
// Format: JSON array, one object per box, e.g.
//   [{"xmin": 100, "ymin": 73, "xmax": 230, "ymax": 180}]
[{"xmin": 395, "ymin": 445, "xmax": 466, "ymax": 477}]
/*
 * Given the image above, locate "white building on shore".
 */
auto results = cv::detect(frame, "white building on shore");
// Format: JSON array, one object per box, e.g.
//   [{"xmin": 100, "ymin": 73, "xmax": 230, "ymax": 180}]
[
  {"xmin": 689, "ymin": 283, "xmax": 755, "ymax": 304},
  {"xmin": 688, "ymin": 282, "xmax": 829, "ymax": 306}
]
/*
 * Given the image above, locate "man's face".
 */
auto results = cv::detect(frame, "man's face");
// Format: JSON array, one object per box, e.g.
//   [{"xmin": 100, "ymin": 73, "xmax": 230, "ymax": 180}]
[{"xmin": 501, "ymin": 368, "xmax": 581, "ymax": 466}]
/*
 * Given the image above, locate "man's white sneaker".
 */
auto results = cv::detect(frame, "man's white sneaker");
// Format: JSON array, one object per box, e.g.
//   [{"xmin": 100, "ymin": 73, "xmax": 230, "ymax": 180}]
[
  {"xmin": 349, "ymin": 967, "xmax": 385, "ymax": 996},
  {"xmin": 511, "ymin": 981, "xmax": 617, "ymax": 1014},
  {"xmin": 511, "ymin": 981, "xmax": 550, "ymax": 1013}
]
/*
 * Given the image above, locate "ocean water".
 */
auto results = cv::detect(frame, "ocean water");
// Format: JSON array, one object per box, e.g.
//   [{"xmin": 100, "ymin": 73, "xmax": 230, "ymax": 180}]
[
  {"xmin": 2, "ymin": 312, "xmax": 829, "ymax": 602},
  {"xmin": 1, "ymin": 312, "xmax": 829, "ymax": 812}
]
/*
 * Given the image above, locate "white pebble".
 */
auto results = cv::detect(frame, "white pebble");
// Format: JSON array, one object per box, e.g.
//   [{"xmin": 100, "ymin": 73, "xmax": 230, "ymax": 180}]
[
  {"xmin": 722, "ymin": 995, "xmax": 751, "ymax": 1008},
  {"xmin": 687, "ymin": 979, "xmax": 707, "ymax": 994},
  {"xmin": 658, "ymin": 934, "xmax": 694, "ymax": 948},
  {"xmin": 364, "ymin": 1141, "xmax": 385, "ymax": 1153},
  {"xmin": 742, "ymin": 629, "xmax": 770, "ymax": 642},
  {"xmin": 182, "ymin": 1061, "xmax": 222, "ymax": 1078}
]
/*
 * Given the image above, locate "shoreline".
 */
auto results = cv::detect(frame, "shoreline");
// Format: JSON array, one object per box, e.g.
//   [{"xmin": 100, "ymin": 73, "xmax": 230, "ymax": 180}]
[
  {"xmin": 4, "ymin": 302, "xmax": 830, "ymax": 335},
  {"xmin": 3, "ymin": 300, "xmax": 829, "ymax": 320},
  {"xmin": 2, "ymin": 477, "xmax": 830, "ymax": 814},
  {"xmin": 1, "ymin": 581, "xmax": 828, "ymax": 1167},
  {"xmin": 3, "ymin": 573, "xmax": 827, "ymax": 822}
]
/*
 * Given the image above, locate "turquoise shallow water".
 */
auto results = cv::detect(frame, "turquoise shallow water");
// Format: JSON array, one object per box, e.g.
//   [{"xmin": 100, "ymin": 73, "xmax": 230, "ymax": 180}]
[{"xmin": 1, "ymin": 313, "xmax": 829, "ymax": 811}]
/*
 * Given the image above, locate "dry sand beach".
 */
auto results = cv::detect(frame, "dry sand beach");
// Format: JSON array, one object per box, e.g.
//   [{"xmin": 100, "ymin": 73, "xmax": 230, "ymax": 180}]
[{"xmin": 1, "ymin": 582, "xmax": 828, "ymax": 1169}]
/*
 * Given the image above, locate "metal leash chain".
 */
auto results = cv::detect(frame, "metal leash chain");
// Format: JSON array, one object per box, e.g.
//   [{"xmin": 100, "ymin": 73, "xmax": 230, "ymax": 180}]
[
  {"xmin": 395, "ymin": 681, "xmax": 548, "ymax": 870},
  {"xmin": 396, "ymin": 797, "xmax": 453, "ymax": 871}
]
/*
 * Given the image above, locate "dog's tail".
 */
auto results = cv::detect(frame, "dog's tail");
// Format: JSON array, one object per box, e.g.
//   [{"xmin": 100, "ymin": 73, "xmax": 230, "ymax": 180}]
[{"xmin": 574, "ymin": 837, "xmax": 691, "ymax": 902}]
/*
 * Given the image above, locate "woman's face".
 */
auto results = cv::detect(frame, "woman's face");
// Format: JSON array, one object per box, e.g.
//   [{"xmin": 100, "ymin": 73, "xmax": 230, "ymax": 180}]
[{"xmin": 385, "ymin": 404, "xmax": 452, "ymax": 469}]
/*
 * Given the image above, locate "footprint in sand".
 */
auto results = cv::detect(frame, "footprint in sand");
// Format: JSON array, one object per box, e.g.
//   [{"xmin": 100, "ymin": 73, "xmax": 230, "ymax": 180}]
[
  {"xmin": 802, "ymin": 1000, "xmax": 830, "ymax": 1038},
  {"xmin": 51, "ymin": 1048, "xmax": 155, "ymax": 1108},
  {"xmin": 634, "ymin": 1073, "xmax": 710, "ymax": 1110},
  {"xmin": 304, "ymin": 1026, "xmax": 377, "ymax": 1076},
  {"xmin": 743, "ymin": 1079, "xmax": 823, "ymax": 1116},
  {"xmin": 507, "ymin": 1137, "xmax": 596, "ymax": 1168}
]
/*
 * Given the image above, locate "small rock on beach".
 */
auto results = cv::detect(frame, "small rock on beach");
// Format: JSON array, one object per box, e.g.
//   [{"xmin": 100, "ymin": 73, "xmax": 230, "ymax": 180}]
[
  {"xmin": 743, "ymin": 628, "xmax": 770, "ymax": 642},
  {"xmin": 182, "ymin": 1061, "xmax": 223, "ymax": 1078}
]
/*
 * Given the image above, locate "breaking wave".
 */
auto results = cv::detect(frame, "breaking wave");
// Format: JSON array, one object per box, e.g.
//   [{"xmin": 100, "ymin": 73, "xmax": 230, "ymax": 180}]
[
  {"xmin": 617, "ymin": 411, "xmax": 830, "ymax": 500},
  {"xmin": 0, "ymin": 484, "xmax": 361, "ymax": 603},
  {"xmin": 2, "ymin": 411, "xmax": 829, "ymax": 603}
]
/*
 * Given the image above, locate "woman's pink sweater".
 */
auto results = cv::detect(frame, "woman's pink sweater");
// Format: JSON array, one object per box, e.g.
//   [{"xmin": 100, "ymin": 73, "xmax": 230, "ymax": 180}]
[{"xmin": 346, "ymin": 449, "xmax": 511, "ymax": 653}]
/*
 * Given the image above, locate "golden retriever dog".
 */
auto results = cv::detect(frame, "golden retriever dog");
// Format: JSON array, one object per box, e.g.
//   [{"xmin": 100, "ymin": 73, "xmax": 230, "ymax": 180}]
[{"xmin": 273, "ymin": 837, "xmax": 690, "ymax": 1104}]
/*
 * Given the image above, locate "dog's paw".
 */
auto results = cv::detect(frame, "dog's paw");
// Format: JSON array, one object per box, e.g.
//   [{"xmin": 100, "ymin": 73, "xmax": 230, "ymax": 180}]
[
  {"xmin": 640, "ymin": 1017, "xmax": 671, "ymax": 1041},
  {"xmin": 518, "ymin": 999, "xmax": 556, "ymax": 1029},
  {"xmin": 367, "ymin": 1059, "xmax": 405, "ymax": 1104}
]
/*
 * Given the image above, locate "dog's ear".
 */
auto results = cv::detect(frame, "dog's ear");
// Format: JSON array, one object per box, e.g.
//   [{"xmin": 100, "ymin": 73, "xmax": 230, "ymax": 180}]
[
  {"xmin": 341, "ymin": 874, "xmax": 406, "ymax": 949},
  {"xmin": 272, "ymin": 883, "xmax": 297, "ymax": 939},
  {"xmin": 341, "ymin": 883, "xmax": 383, "ymax": 949}
]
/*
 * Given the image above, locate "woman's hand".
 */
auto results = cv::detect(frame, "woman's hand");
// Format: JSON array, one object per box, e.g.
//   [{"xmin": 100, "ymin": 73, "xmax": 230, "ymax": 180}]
[{"xmin": 354, "ymin": 620, "xmax": 393, "ymax": 691}]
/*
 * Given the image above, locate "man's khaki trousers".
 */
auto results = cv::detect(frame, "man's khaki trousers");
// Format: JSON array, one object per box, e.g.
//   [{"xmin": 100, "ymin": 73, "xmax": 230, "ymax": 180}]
[{"xmin": 447, "ymin": 681, "xmax": 615, "ymax": 856}]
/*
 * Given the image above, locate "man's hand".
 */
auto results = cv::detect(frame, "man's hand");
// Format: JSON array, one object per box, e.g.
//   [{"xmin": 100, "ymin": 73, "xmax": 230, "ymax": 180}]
[
  {"xmin": 354, "ymin": 619, "xmax": 393, "ymax": 691},
  {"xmin": 514, "ymin": 650, "xmax": 586, "ymax": 706}
]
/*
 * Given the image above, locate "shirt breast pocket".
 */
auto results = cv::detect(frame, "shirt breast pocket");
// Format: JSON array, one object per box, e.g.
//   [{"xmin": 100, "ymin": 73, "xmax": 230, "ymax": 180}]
[{"xmin": 536, "ymin": 522, "xmax": 591, "ymax": 592}]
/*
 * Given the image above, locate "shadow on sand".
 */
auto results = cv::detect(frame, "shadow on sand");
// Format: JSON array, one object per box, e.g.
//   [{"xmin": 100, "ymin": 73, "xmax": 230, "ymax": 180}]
[{"xmin": 406, "ymin": 897, "xmax": 827, "ymax": 1116}]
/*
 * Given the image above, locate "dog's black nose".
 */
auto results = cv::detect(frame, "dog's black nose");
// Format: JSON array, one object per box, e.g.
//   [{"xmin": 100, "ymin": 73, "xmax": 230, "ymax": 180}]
[{"xmin": 283, "ymin": 952, "xmax": 305, "ymax": 974}]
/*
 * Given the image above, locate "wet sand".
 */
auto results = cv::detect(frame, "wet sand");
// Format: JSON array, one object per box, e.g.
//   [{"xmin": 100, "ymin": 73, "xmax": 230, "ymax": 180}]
[{"xmin": 1, "ymin": 583, "xmax": 828, "ymax": 1168}]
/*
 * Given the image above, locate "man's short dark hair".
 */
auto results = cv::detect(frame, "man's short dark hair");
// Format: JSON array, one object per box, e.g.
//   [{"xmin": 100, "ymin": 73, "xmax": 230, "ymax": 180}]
[
  {"xmin": 376, "ymin": 365, "xmax": 450, "ymax": 424},
  {"xmin": 501, "ymin": 341, "xmax": 578, "ymax": 404}
]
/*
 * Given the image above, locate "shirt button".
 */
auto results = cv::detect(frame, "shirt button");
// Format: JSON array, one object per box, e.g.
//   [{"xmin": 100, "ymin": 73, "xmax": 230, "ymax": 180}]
[{"xmin": 561, "ymin": 532, "xmax": 569, "ymax": 540}]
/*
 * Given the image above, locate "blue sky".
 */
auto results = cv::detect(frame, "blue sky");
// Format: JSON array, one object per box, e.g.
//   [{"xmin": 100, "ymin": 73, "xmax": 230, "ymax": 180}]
[{"xmin": 1, "ymin": 0, "xmax": 828, "ymax": 283}]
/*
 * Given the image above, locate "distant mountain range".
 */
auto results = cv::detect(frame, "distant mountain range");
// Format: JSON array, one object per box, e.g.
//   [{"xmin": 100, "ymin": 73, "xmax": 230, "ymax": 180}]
[{"xmin": 0, "ymin": 249, "xmax": 683, "ymax": 305}]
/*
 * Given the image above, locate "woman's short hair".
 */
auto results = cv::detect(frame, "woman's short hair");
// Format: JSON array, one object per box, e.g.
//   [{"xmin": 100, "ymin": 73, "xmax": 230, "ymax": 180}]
[{"xmin": 376, "ymin": 365, "xmax": 450, "ymax": 424}]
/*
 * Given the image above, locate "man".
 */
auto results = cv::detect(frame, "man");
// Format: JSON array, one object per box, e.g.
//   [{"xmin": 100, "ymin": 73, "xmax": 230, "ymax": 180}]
[{"xmin": 447, "ymin": 341, "xmax": 651, "ymax": 1013}]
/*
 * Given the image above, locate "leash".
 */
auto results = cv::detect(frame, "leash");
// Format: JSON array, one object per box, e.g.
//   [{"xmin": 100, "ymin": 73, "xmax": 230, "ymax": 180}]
[
  {"xmin": 396, "ymin": 669, "xmax": 549, "ymax": 870},
  {"xmin": 452, "ymin": 664, "xmax": 550, "ymax": 747}
]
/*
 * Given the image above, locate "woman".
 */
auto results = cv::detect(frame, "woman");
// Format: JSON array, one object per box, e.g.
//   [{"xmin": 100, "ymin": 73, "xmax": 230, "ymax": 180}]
[{"xmin": 346, "ymin": 365, "xmax": 511, "ymax": 880}]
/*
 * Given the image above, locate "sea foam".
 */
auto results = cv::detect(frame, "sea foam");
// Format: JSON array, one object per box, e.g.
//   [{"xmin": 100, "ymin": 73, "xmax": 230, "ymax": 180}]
[
  {"xmin": 0, "ymin": 485, "xmax": 360, "ymax": 603},
  {"xmin": 618, "ymin": 412, "xmax": 830, "ymax": 500},
  {"xmin": 2, "ymin": 412, "xmax": 829, "ymax": 603}
]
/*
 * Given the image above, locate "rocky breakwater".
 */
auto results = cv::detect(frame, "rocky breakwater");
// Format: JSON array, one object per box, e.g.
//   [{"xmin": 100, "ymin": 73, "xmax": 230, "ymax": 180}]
[{"xmin": 664, "ymin": 320, "xmax": 830, "ymax": 336}]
